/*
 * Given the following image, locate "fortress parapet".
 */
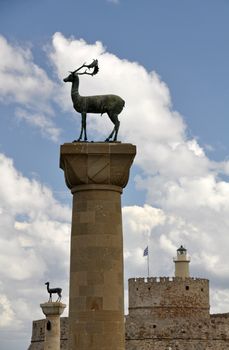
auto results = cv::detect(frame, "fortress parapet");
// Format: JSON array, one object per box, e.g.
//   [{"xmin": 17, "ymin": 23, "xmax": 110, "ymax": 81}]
[{"xmin": 128, "ymin": 276, "xmax": 209, "ymax": 319}]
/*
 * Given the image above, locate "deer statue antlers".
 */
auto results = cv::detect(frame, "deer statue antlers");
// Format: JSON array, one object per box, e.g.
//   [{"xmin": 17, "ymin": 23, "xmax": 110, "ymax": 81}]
[{"xmin": 72, "ymin": 59, "xmax": 99, "ymax": 76}]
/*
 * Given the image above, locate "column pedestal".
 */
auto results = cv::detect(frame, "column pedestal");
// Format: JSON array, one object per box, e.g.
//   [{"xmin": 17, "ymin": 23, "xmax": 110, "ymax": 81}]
[
  {"xmin": 40, "ymin": 302, "xmax": 66, "ymax": 350},
  {"xmin": 60, "ymin": 142, "xmax": 136, "ymax": 350}
]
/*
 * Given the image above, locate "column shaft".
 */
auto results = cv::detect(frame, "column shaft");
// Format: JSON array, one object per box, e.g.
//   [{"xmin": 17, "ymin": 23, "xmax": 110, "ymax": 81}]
[
  {"xmin": 69, "ymin": 186, "xmax": 124, "ymax": 349},
  {"xmin": 44, "ymin": 315, "xmax": 60, "ymax": 350}
]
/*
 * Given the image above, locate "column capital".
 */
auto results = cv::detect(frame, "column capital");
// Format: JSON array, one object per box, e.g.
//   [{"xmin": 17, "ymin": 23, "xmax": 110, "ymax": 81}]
[
  {"xmin": 60, "ymin": 142, "xmax": 136, "ymax": 190},
  {"xmin": 40, "ymin": 302, "xmax": 66, "ymax": 317}
]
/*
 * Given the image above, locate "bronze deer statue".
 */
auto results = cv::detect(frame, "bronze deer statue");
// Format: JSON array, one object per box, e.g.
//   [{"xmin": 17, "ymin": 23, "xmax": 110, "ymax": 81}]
[
  {"xmin": 45, "ymin": 282, "xmax": 62, "ymax": 302},
  {"xmin": 63, "ymin": 60, "xmax": 125, "ymax": 142}
]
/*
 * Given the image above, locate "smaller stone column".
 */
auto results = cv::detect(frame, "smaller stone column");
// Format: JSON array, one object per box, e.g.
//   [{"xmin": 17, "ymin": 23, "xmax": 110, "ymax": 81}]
[{"xmin": 40, "ymin": 302, "xmax": 66, "ymax": 350}]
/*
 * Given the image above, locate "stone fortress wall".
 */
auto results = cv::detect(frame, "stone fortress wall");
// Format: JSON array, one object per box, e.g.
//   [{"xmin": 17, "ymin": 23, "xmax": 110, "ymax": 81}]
[
  {"xmin": 125, "ymin": 277, "xmax": 229, "ymax": 350},
  {"xmin": 29, "ymin": 276, "xmax": 229, "ymax": 350},
  {"xmin": 28, "ymin": 244, "xmax": 229, "ymax": 350},
  {"xmin": 128, "ymin": 277, "xmax": 209, "ymax": 319}
]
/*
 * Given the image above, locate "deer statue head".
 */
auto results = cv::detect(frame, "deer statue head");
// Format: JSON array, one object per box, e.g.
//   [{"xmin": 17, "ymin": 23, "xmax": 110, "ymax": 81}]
[{"xmin": 63, "ymin": 59, "xmax": 99, "ymax": 83}]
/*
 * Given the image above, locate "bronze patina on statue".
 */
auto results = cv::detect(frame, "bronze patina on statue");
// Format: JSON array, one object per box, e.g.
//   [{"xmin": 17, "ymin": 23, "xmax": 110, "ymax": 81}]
[
  {"xmin": 63, "ymin": 60, "xmax": 125, "ymax": 142},
  {"xmin": 45, "ymin": 282, "xmax": 62, "ymax": 302}
]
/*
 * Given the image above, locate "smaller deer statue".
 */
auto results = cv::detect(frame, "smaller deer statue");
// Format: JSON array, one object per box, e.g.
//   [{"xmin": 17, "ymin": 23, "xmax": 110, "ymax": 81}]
[
  {"xmin": 63, "ymin": 59, "xmax": 125, "ymax": 142},
  {"xmin": 45, "ymin": 282, "xmax": 62, "ymax": 302}
]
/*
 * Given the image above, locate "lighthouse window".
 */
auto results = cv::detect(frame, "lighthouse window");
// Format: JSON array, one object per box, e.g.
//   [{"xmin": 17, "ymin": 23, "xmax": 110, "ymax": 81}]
[
  {"xmin": 185, "ymin": 286, "xmax": 189, "ymax": 290},
  {"xmin": 153, "ymin": 324, "xmax": 157, "ymax": 328},
  {"xmin": 201, "ymin": 288, "xmax": 204, "ymax": 292}
]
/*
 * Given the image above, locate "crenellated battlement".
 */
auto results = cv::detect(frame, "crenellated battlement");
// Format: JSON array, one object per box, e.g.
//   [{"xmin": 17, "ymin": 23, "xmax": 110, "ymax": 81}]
[{"xmin": 129, "ymin": 276, "xmax": 208, "ymax": 284}]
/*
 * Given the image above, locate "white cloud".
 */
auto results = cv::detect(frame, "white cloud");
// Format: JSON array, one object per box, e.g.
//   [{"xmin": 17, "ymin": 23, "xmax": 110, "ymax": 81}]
[
  {"xmin": 0, "ymin": 36, "xmax": 54, "ymax": 107},
  {"xmin": 0, "ymin": 35, "xmax": 61, "ymax": 141},
  {"xmin": 0, "ymin": 154, "xmax": 70, "ymax": 220},
  {"xmin": 0, "ymin": 294, "xmax": 17, "ymax": 327},
  {"xmin": 211, "ymin": 289, "xmax": 229, "ymax": 314},
  {"xmin": 123, "ymin": 205, "xmax": 166, "ymax": 274},
  {"xmin": 0, "ymin": 153, "xmax": 70, "ymax": 339},
  {"xmin": 15, "ymin": 108, "xmax": 61, "ymax": 142}
]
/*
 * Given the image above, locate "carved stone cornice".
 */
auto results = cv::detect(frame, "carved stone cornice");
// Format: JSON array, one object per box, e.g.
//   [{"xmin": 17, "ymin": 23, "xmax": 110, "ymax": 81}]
[{"xmin": 60, "ymin": 142, "xmax": 136, "ymax": 191}]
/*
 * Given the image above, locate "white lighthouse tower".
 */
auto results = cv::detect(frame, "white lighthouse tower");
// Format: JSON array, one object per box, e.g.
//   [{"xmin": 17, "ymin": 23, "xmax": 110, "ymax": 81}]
[{"xmin": 174, "ymin": 245, "xmax": 190, "ymax": 278}]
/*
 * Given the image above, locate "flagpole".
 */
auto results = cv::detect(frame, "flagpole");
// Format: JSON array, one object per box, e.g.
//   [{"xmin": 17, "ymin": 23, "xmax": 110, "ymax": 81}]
[{"xmin": 143, "ymin": 246, "xmax": 149, "ymax": 277}]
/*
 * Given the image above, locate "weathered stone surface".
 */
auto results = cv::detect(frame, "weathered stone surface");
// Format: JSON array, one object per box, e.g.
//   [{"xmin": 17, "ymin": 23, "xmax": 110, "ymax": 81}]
[
  {"xmin": 41, "ymin": 302, "xmax": 66, "ymax": 317},
  {"xmin": 35, "ymin": 302, "xmax": 66, "ymax": 350},
  {"xmin": 60, "ymin": 142, "xmax": 136, "ymax": 350},
  {"xmin": 28, "ymin": 229, "xmax": 229, "ymax": 350},
  {"xmin": 60, "ymin": 142, "xmax": 136, "ymax": 189},
  {"xmin": 28, "ymin": 317, "xmax": 68, "ymax": 350},
  {"xmin": 125, "ymin": 277, "xmax": 229, "ymax": 350},
  {"xmin": 128, "ymin": 277, "xmax": 209, "ymax": 319},
  {"xmin": 28, "ymin": 280, "xmax": 229, "ymax": 350}
]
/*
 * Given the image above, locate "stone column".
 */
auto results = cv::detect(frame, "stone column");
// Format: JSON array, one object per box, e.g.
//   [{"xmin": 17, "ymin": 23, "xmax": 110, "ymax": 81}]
[
  {"xmin": 60, "ymin": 142, "xmax": 136, "ymax": 350},
  {"xmin": 40, "ymin": 302, "xmax": 66, "ymax": 350}
]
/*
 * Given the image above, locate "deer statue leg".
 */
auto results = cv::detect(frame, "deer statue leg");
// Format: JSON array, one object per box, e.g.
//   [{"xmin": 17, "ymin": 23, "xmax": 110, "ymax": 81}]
[
  {"xmin": 77, "ymin": 114, "xmax": 84, "ymax": 141},
  {"xmin": 82, "ymin": 112, "xmax": 87, "ymax": 141},
  {"xmin": 105, "ymin": 114, "xmax": 120, "ymax": 142},
  {"xmin": 113, "ymin": 116, "xmax": 120, "ymax": 141},
  {"xmin": 105, "ymin": 127, "xmax": 115, "ymax": 142},
  {"xmin": 76, "ymin": 113, "xmax": 87, "ymax": 141}
]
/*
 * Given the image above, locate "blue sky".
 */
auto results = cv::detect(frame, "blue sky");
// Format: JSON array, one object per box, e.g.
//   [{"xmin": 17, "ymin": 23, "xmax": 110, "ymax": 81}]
[{"xmin": 1, "ymin": 1, "xmax": 229, "ymax": 349}]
